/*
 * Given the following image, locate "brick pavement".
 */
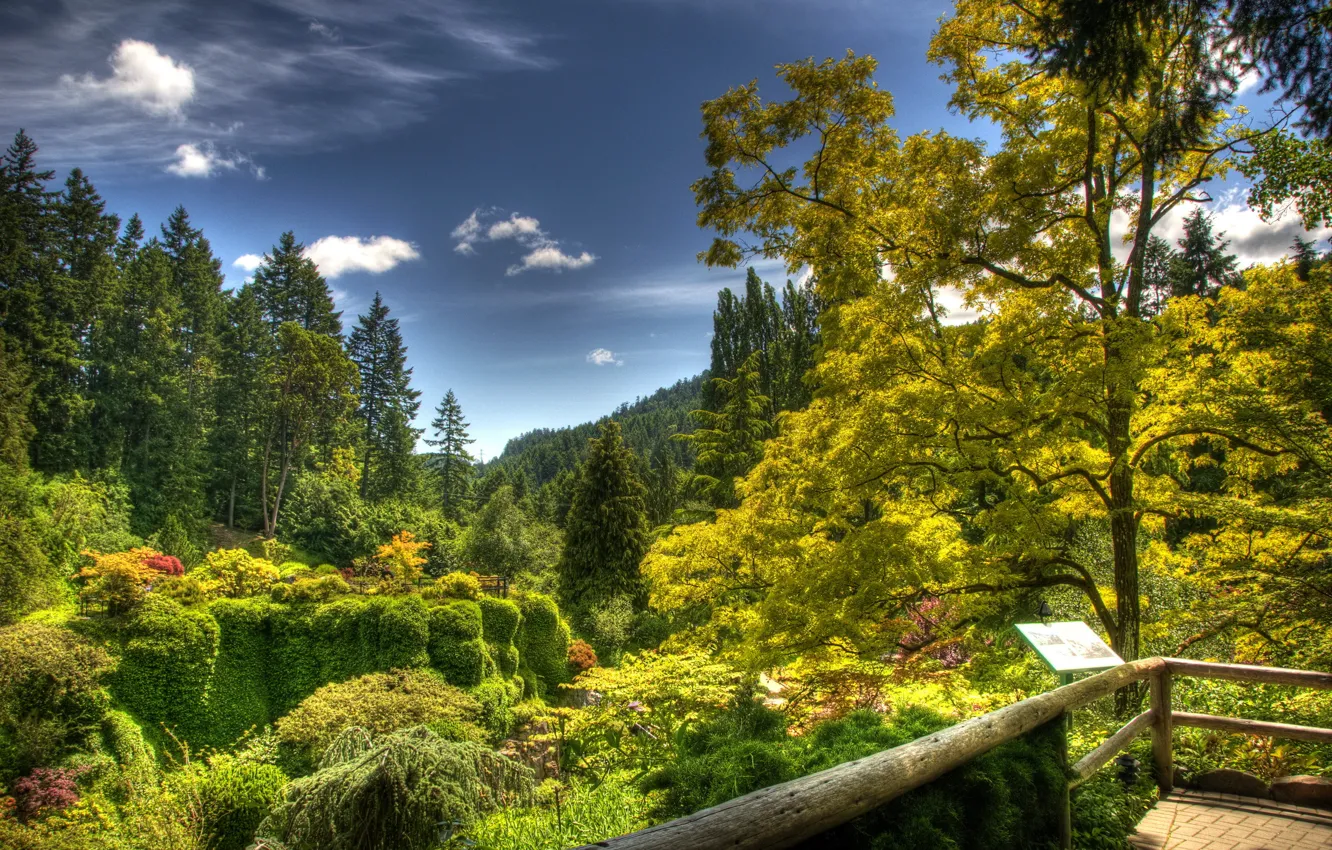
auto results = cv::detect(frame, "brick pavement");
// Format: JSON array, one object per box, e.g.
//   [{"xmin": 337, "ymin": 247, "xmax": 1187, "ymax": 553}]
[{"xmin": 1129, "ymin": 788, "xmax": 1332, "ymax": 849}]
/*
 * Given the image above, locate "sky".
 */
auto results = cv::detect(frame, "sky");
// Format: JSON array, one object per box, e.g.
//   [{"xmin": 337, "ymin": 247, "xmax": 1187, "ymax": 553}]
[{"xmin": 2, "ymin": 0, "xmax": 1326, "ymax": 459}]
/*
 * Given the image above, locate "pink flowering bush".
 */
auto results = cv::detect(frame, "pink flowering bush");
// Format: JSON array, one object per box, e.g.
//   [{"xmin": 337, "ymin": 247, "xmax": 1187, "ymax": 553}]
[{"xmin": 13, "ymin": 766, "xmax": 85, "ymax": 822}]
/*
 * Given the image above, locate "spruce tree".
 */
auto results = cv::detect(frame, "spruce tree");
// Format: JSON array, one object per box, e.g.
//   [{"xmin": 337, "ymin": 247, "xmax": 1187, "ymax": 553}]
[
  {"xmin": 1169, "ymin": 208, "xmax": 1242, "ymax": 298},
  {"xmin": 349, "ymin": 292, "xmax": 421, "ymax": 499},
  {"xmin": 557, "ymin": 420, "xmax": 649, "ymax": 619},
  {"xmin": 681, "ymin": 352, "xmax": 772, "ymax": 509},
  {"xmin": 211, "ymin": 284, "xmax": 275, "ymax": 527},
  {"xmin": 252, "ymin": 231, "xmax": 342, "ymax": 337},
  {"xmin": 426, "ymin": 389, "xmax": 475, "ymax": 518}
]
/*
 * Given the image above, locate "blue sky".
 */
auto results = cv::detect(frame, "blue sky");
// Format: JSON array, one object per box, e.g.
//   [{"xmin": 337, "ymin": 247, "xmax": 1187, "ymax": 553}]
[{"xmin": 2, "ymin": 0, "xmax": 1323, "ymax": 458}]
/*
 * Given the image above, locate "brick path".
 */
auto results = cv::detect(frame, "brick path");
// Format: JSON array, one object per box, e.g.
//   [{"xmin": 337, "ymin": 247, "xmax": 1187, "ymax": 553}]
[{"xmin": 1130, "ymin": 788, "xmax": 1332, "ymax": 849}]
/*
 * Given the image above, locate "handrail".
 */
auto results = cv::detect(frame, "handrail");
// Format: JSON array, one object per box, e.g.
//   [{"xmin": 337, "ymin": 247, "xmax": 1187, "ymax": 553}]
[{"xmin": 578, "ymin": 656, "xmax": 1332, "ymax": 850}]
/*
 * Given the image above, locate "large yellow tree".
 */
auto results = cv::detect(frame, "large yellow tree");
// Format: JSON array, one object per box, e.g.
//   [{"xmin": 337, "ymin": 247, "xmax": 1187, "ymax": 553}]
[{"xmin": 646, "ymin": 1, "xmax": 1332, "ymax": 667}]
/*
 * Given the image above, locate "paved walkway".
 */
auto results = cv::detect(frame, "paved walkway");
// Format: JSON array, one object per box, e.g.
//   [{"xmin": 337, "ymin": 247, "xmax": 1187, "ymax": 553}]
[{"xmin": 1130, "ymin": 788, "xmax": 1332, "ymax": 849}]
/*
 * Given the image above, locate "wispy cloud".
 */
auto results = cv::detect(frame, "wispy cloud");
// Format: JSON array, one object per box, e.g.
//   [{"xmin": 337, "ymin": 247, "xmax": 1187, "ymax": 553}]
[
  {"xmin": 304, "ymin": 235, "xmax": 421, "ymax": 278},
  {"xmin": 164, "ymin": 141, "xmax": 264, "ymax": 178},
  {"xmin": 586, "ymin": 348, "xmax": 622, "ymax": 366},
  {"xmin": 0, "ymin": 0, "xmax": 552, "ymax": 175},
  {"xmin": 452, "ymin": 208, "xmax": 598, "ymax": 275},
  {"xmin": 232, "ymin": 253, "xmax": 264, "ymax": 272}
]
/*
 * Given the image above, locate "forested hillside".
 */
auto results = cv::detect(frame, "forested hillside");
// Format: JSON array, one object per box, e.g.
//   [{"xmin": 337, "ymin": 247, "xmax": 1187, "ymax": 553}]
[{"xmin": 4, "ymin": 2, "xmax": 1332, "ymax": 849}]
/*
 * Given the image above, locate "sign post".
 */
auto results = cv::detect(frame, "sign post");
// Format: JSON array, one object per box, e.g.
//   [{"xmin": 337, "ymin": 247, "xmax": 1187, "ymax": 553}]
[{"xmin": 1015, "ymin": 620, "xmax": 1123, "ymax": 680}]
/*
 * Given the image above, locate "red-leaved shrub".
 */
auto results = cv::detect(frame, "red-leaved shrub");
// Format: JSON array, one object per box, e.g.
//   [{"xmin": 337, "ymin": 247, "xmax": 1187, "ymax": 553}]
[
  {"xmin": 567, "ymin": 639, "xmax": 598, "ymax": 672},
  {"xmin": 13, "ymin": 767, "xmax": 85, "ymax": 822},
  {"xmin": 143, "ymin": 553, "xmax": 184, "ymax": 576}
]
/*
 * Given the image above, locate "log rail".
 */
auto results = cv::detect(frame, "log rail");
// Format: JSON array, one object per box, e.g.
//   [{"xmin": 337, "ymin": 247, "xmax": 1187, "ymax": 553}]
[{"xmin": 580, "ymin": 657, "xmax": 1332, "ymax": 850}]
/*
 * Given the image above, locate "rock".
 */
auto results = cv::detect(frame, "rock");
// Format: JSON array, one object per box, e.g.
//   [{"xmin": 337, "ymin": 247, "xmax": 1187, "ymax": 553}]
[
  {"xmin": 1193, "ymin": 768, "xmax": 1270, "ymax": 798},
  {"xmin": 1271, "ymin": 775, "xmax": 1332, "ymax": 808}
]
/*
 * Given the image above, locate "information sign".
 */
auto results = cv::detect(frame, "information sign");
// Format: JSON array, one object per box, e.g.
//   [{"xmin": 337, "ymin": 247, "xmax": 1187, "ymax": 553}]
[{"xmin": 1015, "ymin": 621, "xmax": 1123, "ymax": 675}]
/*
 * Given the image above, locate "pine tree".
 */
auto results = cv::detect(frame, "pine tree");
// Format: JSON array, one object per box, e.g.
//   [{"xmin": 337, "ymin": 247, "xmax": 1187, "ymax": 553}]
[
  {"xmin": 426, "ymin": 389, "xmax": 475, "ymax": 518},
  {"xmin": 557, "ymin": 420, "xmax": 649, "ymax": 619},
  {"xmin": 252, "ymin": 231, "xmax": 341, "ymax": 337},
  {"xmin": 211, "ymin": 284, "xmax": 275, "ymax": 528},
  {"xmin": 1169, "ymin": 208, "xmax": 1242, "ymax": 298},
  {"xmin": 681, "ymin": 352, "xmax": 772, "ymax": 509},
  {"xmin": 644, "ymin": 448, "xmax": 680, "ymax": 526},
  {"xmin": 114, "ymin": 214, "xmax": 144, "ymax": 271},
  {"xmin": 348, "ymin": 292, "xmax": 421, "ymax": 499}
]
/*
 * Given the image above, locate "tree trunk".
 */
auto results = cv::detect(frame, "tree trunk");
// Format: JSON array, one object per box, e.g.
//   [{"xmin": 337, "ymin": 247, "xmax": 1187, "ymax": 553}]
[{"xmin": 228, "ymin": 474, "xmax": 237, "ymax": 528}]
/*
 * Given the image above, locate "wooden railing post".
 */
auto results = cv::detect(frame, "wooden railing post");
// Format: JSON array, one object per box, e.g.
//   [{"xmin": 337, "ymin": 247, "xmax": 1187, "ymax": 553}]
[
  {"xmin": 1149, "ymin": 669, "xmax": 1173, "ymax": 798},
  {"xmin": 1058, "ymin": 711, "xmax": 1072, "ymax": 850}
]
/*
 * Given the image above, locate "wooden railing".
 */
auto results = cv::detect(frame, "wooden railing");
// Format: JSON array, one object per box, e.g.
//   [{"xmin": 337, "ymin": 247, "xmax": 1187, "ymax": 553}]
[{"xmin": 581, "ymin": 657, "xmax": 1332, "ymax": 850}]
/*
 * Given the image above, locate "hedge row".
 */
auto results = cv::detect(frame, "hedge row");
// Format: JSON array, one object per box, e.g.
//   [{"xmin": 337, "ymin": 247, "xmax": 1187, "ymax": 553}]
[{"xmin": 109, "ymin": 592, "xmax": 571, "ymax": 748}]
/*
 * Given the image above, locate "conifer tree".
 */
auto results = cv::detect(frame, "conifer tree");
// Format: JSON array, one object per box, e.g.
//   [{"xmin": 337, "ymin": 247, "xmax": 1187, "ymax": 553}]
[
  {"xmin": 252, "ymin": 231, "xmax": 342, "ymax": 337},
  {"xmin": 211, "ymin": 285, "xmax": 275, "ymax": 527},
  {"xmin": 1169, "ymin": 208, "xmax": 1242, "ymax": 298},
  {"xmin": 681, "ymin": 352, "xmax": 772, "ymax": 509},
  {"xmin": 349, "ymin": 292, "xmax": 421, "ymax": 499},
  {"xmin": 114, "ymin": 214, "xmax": 144, "ymax": 271},
  {"xmin": 426, "ymin": 389, "xmax": 474, "ymax": 518},
  {"xmin": 557, "ymin": 420, "xmax": 649, "ymax": 619}
]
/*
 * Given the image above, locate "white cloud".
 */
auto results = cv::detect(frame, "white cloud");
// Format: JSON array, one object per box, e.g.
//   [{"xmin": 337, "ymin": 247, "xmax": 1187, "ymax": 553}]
[
  {"xmin": 586, "ymin": 348, "xmax": 622, "ymax": 366},
  {"xmin": 166, "ymin": 142, "xmax": 238, "ymax": 177},
  {"xmin": 451, "ymin": 208, "xmax": 596, "ymax": 274},
  {"xmin": 507, "ymin": 245, "xmax": 597, "ymax": 275},
  {"xmin": 63, "ymin": 39, "xmax": 195, "ymax": 118},
  {"xmin": 233, "ymin": 253, "xmax": 264, "ymax": 272},
  {"xmin": 304, "ymin": 235, "xmax": 421, "ymax": 278},
  {"xmin": 1112, "ymin": 196, "xmax": 1331, "ymax": 267},
  {"xmin": 308, "ymin": 21, "xmax": 340, "ymax": 42}
]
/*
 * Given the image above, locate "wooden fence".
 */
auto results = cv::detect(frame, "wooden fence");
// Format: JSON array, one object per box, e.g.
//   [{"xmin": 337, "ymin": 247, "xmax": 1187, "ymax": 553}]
[{"xmin": 581, "ymin": 657, "xmax": 1332, "ymax": 850}]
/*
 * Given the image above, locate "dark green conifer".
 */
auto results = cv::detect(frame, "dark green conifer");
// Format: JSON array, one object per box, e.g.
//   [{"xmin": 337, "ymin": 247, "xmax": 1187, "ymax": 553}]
[
  {"xmin": 426, "ymin": 389, "xmax": 475, "ymax": 518},
  {"xmin": 348, "ymin": 292, "xmax": 421, "ymax": 499}
]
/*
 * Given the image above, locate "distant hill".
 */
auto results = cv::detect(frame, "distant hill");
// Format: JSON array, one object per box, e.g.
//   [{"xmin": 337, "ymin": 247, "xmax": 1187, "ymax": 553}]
[{"xmin": 490, "ymin": 374, "xmax": 705, "ymax": 486}]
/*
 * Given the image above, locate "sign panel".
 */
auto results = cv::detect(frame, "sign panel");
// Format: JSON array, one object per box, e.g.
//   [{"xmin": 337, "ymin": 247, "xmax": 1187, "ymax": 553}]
[{"xmin": 1015, "ymin": 621, "xmax": 1123, "ymax": 674}]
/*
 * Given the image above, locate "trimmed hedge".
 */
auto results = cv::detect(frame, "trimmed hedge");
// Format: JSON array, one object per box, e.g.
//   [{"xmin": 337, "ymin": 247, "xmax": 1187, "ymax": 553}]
[
  {"xmin": 479, "ymin": 598, "xmax": 521, "ymax": 645},
  {"xmin": 107, "ymin": 594, "xmax": 518, "ymax": 748},
  {"xmin": 513, "ymin": 593, "xmax": 572, "ymax": 697}
]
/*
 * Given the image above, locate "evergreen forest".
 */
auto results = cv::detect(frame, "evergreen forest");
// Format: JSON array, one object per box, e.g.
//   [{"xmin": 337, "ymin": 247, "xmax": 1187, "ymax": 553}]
[{"xmin": 3, "ymin": 1, "xmax": 1332, "ymax": 849}]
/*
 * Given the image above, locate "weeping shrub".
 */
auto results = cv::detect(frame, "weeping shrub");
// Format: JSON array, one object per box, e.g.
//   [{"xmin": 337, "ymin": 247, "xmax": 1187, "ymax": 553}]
[
  {"xmin": 190, "ymin": 756, "xmax": 288, "ymax": 850},
  {"xmin": 256, "ymin": 726, "xmax": 534, "ymax": 850},
  {"xmin": 275, "ymin": 669, "xmax": 483, "ymax": 773}
]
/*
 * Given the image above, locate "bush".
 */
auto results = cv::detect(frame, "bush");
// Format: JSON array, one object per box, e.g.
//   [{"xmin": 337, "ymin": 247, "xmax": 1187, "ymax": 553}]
[
  {"xmin": 428, "ymin": 601, "xmax": 489, "ymax": 688},
  {"xmin": 0, "ymin": 624, "xmax": 112, "ymax": 780},
  {"xmin": 192, "ymin": 756, "xmax": 288, "ymax": 850},
  {"xmin": 112, "ymin": 595, "xmax": 219, "ymax": 742},
  {"xmin": 424, "ymin": 572, "xmax": 481, "ymax": 602},
  {"xmin": 13, "ymin": 767, "xmax": 85, "ymax": 822},
  {"xmin": 512, "ymin": 593, "xmax": 572, "ymax": 697},
  {"xmin": 77, "ymin": 548, "xmax": 161, "ymax": 616},
  {"xmin": 472, "ymin": 678, "xmax": 523, "ymax": 741},
  {"xmin": 142, "ymin": 554, "xmax": 183, "ymax": 577},
  {"xmin": 276, "ymin": 669, "xmax": 483, "ymax": 771},
  {"xmin": 478, "ymin": 598, "xmax": 521, "ymax": 645},
  {"xmin": 567, "ymin": 640, "xmax": 597, "ymax": 673},
  {"xmin": 466, "ymin": 772, "xmax": 650, "ymax": 850},
  {"xmin": 196, "ymin": 549, "xmax": 279, "ymax": 598},
  {"xmin": 269, "ymin": 575, "xmax": 350, "ymax": 605},
  {"xmin": 0, "ymin": 467, "xmax": 63, "ymax": 626},
  {"xmin": 258, "ymin": 726, "xmax": 533, "ymax": 850}
]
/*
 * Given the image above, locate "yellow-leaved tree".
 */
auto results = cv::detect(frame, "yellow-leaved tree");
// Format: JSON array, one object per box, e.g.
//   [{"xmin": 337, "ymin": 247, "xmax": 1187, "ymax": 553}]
[{"xmin": 645, "ymin": 0, "xmax": 1332, "ymax": 671}]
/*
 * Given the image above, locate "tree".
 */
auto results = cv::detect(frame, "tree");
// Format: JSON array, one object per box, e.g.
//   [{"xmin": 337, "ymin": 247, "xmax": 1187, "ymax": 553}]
[
  {"xmin": 211, "ymin": 285, "xmax": 275, "ymax": 528},
  {"xmin": 426, "ymin": 389, "xmax": 475, "ymax": 518},
  {"xmin": 1169, "ymin": 208, "xmax": 1241, "ymax": 298},
  {"xmin": 669, "ymin": 6, "xmax": 1289, "ymax": 666},
  {"xmin": 252, "ymin": 231, "xmax": 341, "ymax": 337},
  {"xmin": 679, "ymin": 352, "xmax": 772, "ymax": 509},
  {"xmin": 348, "ymin": 293, "xmax": 422, "ymax": 499},
  {"xmin": 260, "ymin": 323, "xmax": 358, "ymax": 538},
  {"xmin": 558, "ymin": 421, "xmax": 650, "ymax": 620}
]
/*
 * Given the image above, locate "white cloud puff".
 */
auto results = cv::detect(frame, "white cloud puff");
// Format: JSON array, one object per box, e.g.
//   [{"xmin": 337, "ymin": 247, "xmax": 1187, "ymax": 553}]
[
  {"xmin": 64, "ymin": 39, "xmax": 195, "ymax": 118},
  {"xmin": 233, "ymin": 253, "xmax": 264, "ymax": 272},
  {"xmin": 304, "ymin": 235, "xmax": 421, "ymax": 279},
  {"xmin": 165, "ymin": 143, "xmax": 241, "ymax": 177},
  {"xmin": 586, "ymin": 348, "xmax": 622, "ymax": 366},
  {"xmin": 451, "ymin": 208, "xmax": 596, "ymax": 273},
  {"xmin": 507, "ymin": 246, "xmax": 596, "ymax": 276}
]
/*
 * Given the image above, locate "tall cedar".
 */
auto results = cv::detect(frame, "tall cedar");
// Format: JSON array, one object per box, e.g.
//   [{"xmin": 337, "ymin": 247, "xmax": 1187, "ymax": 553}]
[
  {"xmin": 557, "ymin": 420, "xmax": 649, "ymax": 618},
  {"xmin": 426, "ymin": 389, "xmax": 475, "ymax": 518},
  {"xmin": 252, "ymin": 231, "xmax": 342, "ymax": 337},
  {"xmin": 211, "ymin": 284, "xmax": 275, "ymax": 528},
  {"xmin": 349, "ymin": 292, "xmax": 422, "ymax": 499}
]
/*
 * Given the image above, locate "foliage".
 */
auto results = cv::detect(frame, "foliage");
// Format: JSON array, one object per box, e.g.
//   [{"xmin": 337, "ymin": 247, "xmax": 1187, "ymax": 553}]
[
  {"xmin": 349, "ymin": 293, "xmax": 422, "ymax": 501},
  {"xmin": 374, "ymin": 530, "xmax": 430, "ymax": 584},
  {"xmin": 424, "ymin": 572, "xmax": 481, "ymax": 602},
  {"xmin": 187, "ymin": 755, "xmax": 288, "ymax": 850},
  {"xmin": 567, "ymin": 640, "xmax": 597, "ymax": 673},
  {"xmin": 113, "ymin": 595, "xmax": 219, "ymax": 743},
  {"xmin": 682, "ymin": 352, "xmax": 772, "ymax": 509},
  {"xmin": 512, "ymin": 593, "xmax": 573, "ymax": 697},
  {"xmin": 463, "ymin": 773, "xmax": 650, "ymax": 850},
  {"xmin": 144, "ymin": 554, "xmax": 184, "ymax": 577},
  {"xmin": 269, "ymin": 574, "xmax": 350, "ymax": 605},
  {"xmin": 426, "ymin": 389, "xmax": 475, "ymax": 519},
  {"xmin": 13, "ymin": 767, "xmax": 85, "ymax": 822},
  {"xmin": 257, "ymin": 726, "xmax": 534, "ymax": 850},
  {"xmin": 1069, "ymin": 752, "xmax": 1157, "ymax": 850},
  {"xmin": 196, "ymin": 548, "xmax": 279, "ymax": 598},
  {"xmin": 428, "ymin": 601, "xmax": 490, "ymax": 687},
  {"xmin": 462, "ymin": 485, "xmax": 559, "ymax": 579},
  {"xmin": 275, "ymin": 669, "xmax": 483, "ymax": 770},
  {"xmin": 77, "ymin": 548, "xmax": 162, "ymax": 615},
  {"xmin": 557, "ymin": 421, "xmax": 650, "ymax": 623},
  {"xmin": 0, "ymin": 624, "xmax": 112, "ymax": 780},
  {"xmin": 0, "ymin": 467, "xmax": 63, "ymax": 625}
]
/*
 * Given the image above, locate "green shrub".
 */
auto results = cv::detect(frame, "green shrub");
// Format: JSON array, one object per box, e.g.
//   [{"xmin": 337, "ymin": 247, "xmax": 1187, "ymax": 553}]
[
  {"xmin": 192, "ymin": 756, "xmax": 288, "ymax": 850},
  {"xmin": 258, "ymin": 726, "xmax": 534, "ymax": 850},
  {"xmin": 428, "ymin": 601, "xmax": 489, "ymax": 688},
  {"xmin": 112, "ymin": 595, "xmax": 218, "ymax": 743},
  {"xmin": 270, "ymin": 574, "xmax": 351, "ymax": 605},
  {"xmin": 1069, "ymin": 742, "xmax": 1157, "ymax": 850},
  {"xmin": 99, "ymin": 710, "xmax": 153, "ymax": 784},
  {"xmin": 276, "ymin": 669, "xmax": 483, "ymax": 772},
  {"xmin": 478, "ymin": 598, "xmax": 521, "ymax": 645},
  {"xmin": 204, "ymin": 599, "xmax": 272, "ymax": 748},
  {"xmin": 513, "ymin": 593, "xmax": 571, "ymax": 697},
  {"xmin": 466, "ymin": 772, "xmax": 649, "ymax": 850},
  {"xmin": 424, "ymin": 572, "xmax": 481, "ymax": 601},
  {"xmin": 0, "ymin": 623, "xmax": 113, "ymax": 780},
  {"xmin": 376, "ymin": 595, "xmax": 431, "ymax": 670},
  {"xmin": 471, "ymin": 678, "xmax": 523, "ymax": 741}
]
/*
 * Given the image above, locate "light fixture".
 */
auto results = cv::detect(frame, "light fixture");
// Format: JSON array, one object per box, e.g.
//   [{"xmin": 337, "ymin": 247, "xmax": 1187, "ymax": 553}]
[{"xmin": 1037, "ymin": 600, "xmax": 1053, "ymax": 624}]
